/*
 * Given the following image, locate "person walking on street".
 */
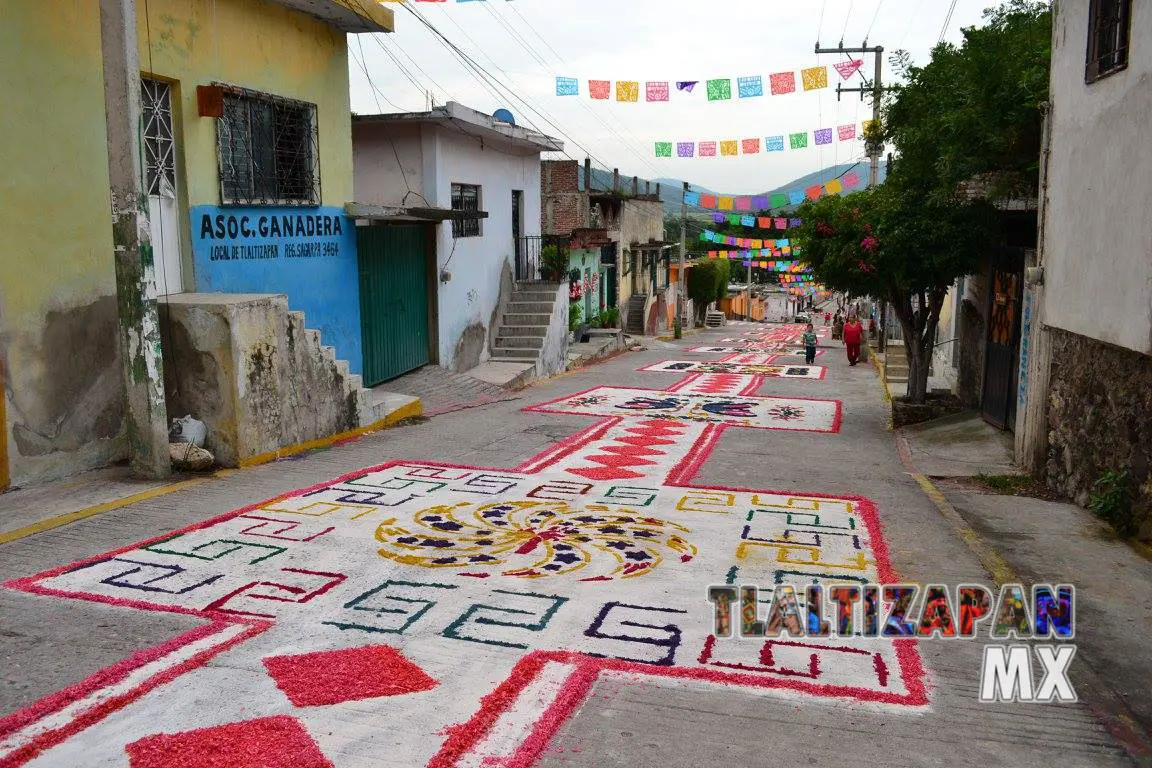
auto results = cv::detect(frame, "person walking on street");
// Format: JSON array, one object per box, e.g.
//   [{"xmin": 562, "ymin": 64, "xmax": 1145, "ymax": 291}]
[
  {"xmin": 843, "ymin": 314, "xmax": 864, "ymax": 366},
  {"xmin": 802, "ymin": 323, "xmax": 818, "ymax": 364}
]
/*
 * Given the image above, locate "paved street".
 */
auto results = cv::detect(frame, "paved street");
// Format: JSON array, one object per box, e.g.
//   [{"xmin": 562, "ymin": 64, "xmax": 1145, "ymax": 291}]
[{"xmin": 0, "ymin": 323, "xmax": 1142, "ymax": 767}]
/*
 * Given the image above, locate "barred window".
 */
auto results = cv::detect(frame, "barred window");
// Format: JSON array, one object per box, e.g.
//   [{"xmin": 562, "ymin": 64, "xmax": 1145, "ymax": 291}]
[
  {"xmin": 217, "ymin": 88, "xmax": 318, "ymax": 205},
  {"xmin": 1086, "ymin": 0, "xmax": 1131, "ymax": 83},
  {"xmin": 451, "ymin": 183, "xmax": 482, "ymax": 238}
]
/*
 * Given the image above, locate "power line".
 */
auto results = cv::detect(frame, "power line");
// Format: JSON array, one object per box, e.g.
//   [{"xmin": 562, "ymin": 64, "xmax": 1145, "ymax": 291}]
[
  {"xmin": 939, "ymin": 0, "xmax": 959, "ymax": 43},
  {"xmin": 485, "ymin": 2, "xmax": 670, "ymax": 179},
  {"xmin": 400, "ymin": 3, "xmax": 612, "ymax": 169},
  {"xmin": 866, "ymin": 0, "xmax": 886, "ymax": 39}
]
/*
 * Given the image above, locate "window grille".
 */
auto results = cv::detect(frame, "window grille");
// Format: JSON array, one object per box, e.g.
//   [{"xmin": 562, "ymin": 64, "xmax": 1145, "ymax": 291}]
[
  {"xmin": 1086, "ymin": 0, "xmax": 1131, "ymax": 82},
  {"xmin": 216, "ymin": 86, "xmax": 319, "ymax": 205},
  {"xmin": 141, "ymin": 78, "xmax": 175, "ymax": 197},
  {"xmin": 451, "ymin": 183, "xmax": 482, "ymax": 237}
]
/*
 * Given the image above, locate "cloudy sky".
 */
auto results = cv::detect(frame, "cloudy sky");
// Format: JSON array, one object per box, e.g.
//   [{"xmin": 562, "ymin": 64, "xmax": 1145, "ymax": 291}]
[{"xmin": 349, "ymin": 0, "xmax": 996, "ymax": 195}]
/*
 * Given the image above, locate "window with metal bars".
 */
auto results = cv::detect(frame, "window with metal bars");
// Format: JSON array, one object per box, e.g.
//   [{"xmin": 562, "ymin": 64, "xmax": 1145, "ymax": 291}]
[
  {"xmin": 1085, "ymin": 0, "xmax": 1132, "ymax": 83},
  {"xmin": 217, "ymin": 87, "xmax": 319, "ymax": 205},
  {"xmin": 451, "ymin": 183, "xmax": 482, "ymax": 238}
]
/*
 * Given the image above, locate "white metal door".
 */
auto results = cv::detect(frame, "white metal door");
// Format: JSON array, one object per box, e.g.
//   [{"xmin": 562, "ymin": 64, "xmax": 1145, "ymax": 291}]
[{"xmin": 142, "ymin": 78, "xmax": 183, "ymax": 295}]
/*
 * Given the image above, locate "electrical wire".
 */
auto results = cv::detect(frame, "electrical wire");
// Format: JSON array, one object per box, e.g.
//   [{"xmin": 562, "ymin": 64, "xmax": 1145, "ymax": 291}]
[
  {"xmin": 865, "ymin": 0, "xmax": 886, "ymax": 40},
  {"xmin": 460, "ymin": 1, "xmax": 669, "ymax": 181},
  {"xmin": 400, "ymin": 3, "xmax": 611, "ymax": 169},
  {"xmin": 939, "ymin": 0, "xmax": 960, "ymax": 43}
]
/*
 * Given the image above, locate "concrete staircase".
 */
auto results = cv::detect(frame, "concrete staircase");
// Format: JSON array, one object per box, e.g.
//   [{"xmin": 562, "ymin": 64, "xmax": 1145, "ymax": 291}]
[
  {"xmin": 285, "ymin": 311, "xmax": 412, "ymax": 426},
  {"xmin": 491, "ymin": 281, "xmax": 562, "ymax": 365},
  {"xmin": 624, "ymin": 294, "xmax": 648, "ymax": 336},
  {"xmin": 483, "ymin": 280, "xmax": 568, "ymax": 387},
  {"xmin": 883, "ymin": 343, "xmax": 910, "ymax": 387},
  {"xmin": 161, "ymin": 294, "xmax": 418, "ymax": 469}
]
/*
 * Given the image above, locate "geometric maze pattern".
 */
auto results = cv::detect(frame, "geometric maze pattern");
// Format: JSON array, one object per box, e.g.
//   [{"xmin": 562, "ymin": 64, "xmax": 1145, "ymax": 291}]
[{"xmin": 0, "ymin": 324, "xmax": 923, "ymax": 768}]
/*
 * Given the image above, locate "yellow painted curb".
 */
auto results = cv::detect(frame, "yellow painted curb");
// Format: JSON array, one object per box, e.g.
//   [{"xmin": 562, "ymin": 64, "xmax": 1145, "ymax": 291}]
[
  {"xmin": 910, "ymin": 471, "xmax": 1019, "ymax": 587},
  {"xmin": 0, "ymin": 474, "xmax": 222, "ymax": 545},
  {"xmin": 237, "ymin": 399, "xmax": 423, "ymax": 468},
  {"xmin": 0, "ymin": 401, "xmax": 423, "ymax": 545}
]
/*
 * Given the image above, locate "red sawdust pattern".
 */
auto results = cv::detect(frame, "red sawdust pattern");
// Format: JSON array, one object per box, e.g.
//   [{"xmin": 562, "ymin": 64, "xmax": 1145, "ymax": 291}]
[
  {"xmin": 126, "ymin": 715, "xmax": 333, "ymax": 768},
  {"xmin": 262, "ymin": 644, "xmax": 437, "ymax": 707}
]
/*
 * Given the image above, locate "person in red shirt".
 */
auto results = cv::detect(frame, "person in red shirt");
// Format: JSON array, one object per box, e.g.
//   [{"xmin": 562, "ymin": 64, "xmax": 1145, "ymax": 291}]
[{"xmin": 842, "ymin": 314, "xmax": 865, "ymax": 366}]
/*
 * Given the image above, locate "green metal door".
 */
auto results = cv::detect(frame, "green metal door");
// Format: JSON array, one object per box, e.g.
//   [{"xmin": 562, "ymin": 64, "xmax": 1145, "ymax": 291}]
[{"xmin": 357, "ymin": 225, "xmax": 430, "ymax": 386}]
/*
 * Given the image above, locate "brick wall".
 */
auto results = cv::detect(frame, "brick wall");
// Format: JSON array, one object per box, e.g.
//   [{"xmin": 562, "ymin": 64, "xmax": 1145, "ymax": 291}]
[
  {"xmin": 541, "ymin": 160, "xmax": 579, "ymax": 193},
  {"xmin": 541, "ymin": 160, "xmax": 585, "ymax": 235}
]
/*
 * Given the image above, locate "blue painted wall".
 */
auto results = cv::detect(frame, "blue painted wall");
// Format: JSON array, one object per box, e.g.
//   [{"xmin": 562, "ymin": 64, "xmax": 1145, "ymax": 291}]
[{"xmin": 190, "ymin": 205, "xmax": 363, "ymax": 374}]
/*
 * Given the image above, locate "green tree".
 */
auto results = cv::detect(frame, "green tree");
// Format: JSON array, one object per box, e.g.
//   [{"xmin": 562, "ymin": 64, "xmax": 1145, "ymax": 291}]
[
  {"xmin": 882, "ymin": 0, "xmax": 1051, "ymax": 200},
  {"xmin": 796, "ymin": 184, "xmax": 998, "ymax": 402},
  {"xmin": 796, "ymin": 0, "xmax": 1049, "ymax": 403},
  {"xmin": 685, "ymin": 259, "xmax": 732, "ymax": 325}
]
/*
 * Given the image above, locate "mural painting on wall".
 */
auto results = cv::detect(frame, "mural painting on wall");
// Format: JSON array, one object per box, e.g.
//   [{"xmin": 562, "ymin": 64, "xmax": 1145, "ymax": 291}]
[{"xmin": 0, "ymin": 324, "xmax": 925, "ymax": 767}]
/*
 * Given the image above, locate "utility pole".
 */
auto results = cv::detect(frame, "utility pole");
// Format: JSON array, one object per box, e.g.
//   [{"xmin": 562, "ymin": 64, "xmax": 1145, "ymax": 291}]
[
  {"xmin": 746, "ymin": 260, "xmax": 753, "ymax": 320},
  {"xmin": 814, "ymin": 41, "xmax": 897, "ymax": 188},
  {"xmin": 675, "ymin": 182, "xmax": 687, "ymax": 338},
  {"xmin": 100, "ymin": 0, "xmax": 170, "ymax": 479}
]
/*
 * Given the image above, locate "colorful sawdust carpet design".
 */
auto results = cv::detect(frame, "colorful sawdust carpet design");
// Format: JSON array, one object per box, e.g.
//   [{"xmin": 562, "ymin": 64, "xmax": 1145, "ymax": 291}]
[
  {"xmin": 0, "ymin": 325, "xmax": 924, "ymax": 768},
  {"xmin": 639, "ymin": 360, "xmax": 825, "ymax": 378}
]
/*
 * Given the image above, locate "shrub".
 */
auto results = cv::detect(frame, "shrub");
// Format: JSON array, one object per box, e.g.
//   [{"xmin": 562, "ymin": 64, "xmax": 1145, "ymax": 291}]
[
  {"xmin": 601, "ymin": 306, "xmax": 620, "ymax": 328},
  {"xmin": 540, "ymin": 245, "xmax": 568, "ymax": 281},
  {"xmin": 568, "ymin": 302, "xmax": 583, "ymax": 333},
  {"xmin": 1089, "ymin": 469, "xmax": 1135, "ymax": 536}
]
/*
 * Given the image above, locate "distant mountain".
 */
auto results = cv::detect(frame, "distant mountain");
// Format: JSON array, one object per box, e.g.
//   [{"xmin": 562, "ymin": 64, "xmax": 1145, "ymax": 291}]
[{"xmin": 580, "ymin": 162, "xmax": 885, "ymax": 217}]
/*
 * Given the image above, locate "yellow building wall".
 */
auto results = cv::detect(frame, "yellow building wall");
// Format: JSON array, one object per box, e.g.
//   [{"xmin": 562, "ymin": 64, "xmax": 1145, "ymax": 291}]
[
  {"xmin": 1, "ymin": 0, "xmax": 124, "ymax": 486},
  {"xmin": 0, "ymin": 0, "xmax": 356, "ymax": 487},
  {"xmin": 138, "ymin": 0, "xmax": 354, "ymax": 209}
]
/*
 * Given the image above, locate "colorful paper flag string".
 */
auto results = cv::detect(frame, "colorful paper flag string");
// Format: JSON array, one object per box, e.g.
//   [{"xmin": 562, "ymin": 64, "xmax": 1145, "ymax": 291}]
[
  {"xmin": 554, "ymin": 65, "xmax": 838, "ymax": 103},
  {"xmin": 682, "ymin": 170, "xmax": 861, "ymax": 210},
  {"xmin": 657, "ymin": 123, "xmax": 866, "ymax": 158}
]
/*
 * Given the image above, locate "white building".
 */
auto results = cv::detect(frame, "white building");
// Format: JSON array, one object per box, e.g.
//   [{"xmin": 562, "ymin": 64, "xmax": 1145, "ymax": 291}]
[
  {"xmin": 1017, "ymin": 0, "xmax": 1151, "ymax": 533},
  {"xmin": 352, "ymin": 103, "xmax": 565, "ymax": 376}
]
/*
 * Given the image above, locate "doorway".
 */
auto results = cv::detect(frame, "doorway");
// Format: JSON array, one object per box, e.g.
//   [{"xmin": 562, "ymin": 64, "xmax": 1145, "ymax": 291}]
[
  {"xmin": 512, "ymin": 190, "xmax": 524, "ymax": 278},
  {"xmin": 981, "ymin": 247, "xmax": 1025, "ymax": 430},
  {"xmin": 357, "ymin": 225, "xmax": 432, "ymax": 386},
  {"xmin": 142, "ymin": 78, "xmax": 183, "ymax": 296}
]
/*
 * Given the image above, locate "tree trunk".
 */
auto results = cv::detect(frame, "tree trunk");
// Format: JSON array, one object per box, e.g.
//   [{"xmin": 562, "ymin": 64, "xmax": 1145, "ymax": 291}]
[{"xmin": 889, "ymin": 286, "xmax": 948, "ymax": 404}]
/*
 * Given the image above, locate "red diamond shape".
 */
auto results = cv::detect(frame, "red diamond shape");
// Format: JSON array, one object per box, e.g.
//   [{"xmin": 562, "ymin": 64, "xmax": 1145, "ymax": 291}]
[
  {"xmin": 566, "ymin": 466, "xmax": 645, "ymax": 480},
  {"xmin": 263, "ymin": 644, "xmax": 437, "ymax": 707},
  {"xmin": 602, "ymin": 444, "xmax": 664, "ymax": 457},
  {"xmin": 586, "ymin": 453, "xmax": 656, "ymax": 468},
  {"xmin": 616, "ymin": 435, "xmax": 674, "ymax": 447},
  {"xmin": 126, "ymin": 715, "xmax": 332, "ymax": 768}
]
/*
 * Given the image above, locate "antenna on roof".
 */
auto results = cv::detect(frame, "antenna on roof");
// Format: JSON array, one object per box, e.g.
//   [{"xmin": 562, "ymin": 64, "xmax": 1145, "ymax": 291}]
[{"xmin": 493, "ymin": 108, "xmax": 515, "ymax": 125}]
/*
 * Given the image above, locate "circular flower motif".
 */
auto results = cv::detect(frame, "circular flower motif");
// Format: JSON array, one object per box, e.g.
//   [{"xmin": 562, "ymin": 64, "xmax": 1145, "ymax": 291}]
[{"xmin": 376, "ymin": 500, "xmax": 697, "ymax": 580}]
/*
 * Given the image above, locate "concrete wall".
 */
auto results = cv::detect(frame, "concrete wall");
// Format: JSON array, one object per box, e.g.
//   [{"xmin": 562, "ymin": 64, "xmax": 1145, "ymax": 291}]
[
  {"xmin": 1, "ymin": 0, "xmax": 125, "ymax": 486},
  {"xmin": 352, "ymin": 122, "xmax": 425, "ymax": 206},
  {"xmin": 0, "ymin": 0, "xmax": 357, "ymax": 487},
  {"xmin": 428, "ymin": 130, "xmax": 543, "ymax": 371},
  {"xmin": 160, "ymin": 294, "xmax": 368, "ymax": 467},
  {"xmin": 930, "ymin": 281, "xmax": 962, "ymax": 391},
  {"xmin": 539, "ymin": 282, "xmax": 570, "ymax": 379},
  {"xmin": 615, "ymin": 199, "xmax": 665, "ymax": 308},
  {"xmin": 1044, "ymin": 0, "xmax": 1152, "ymax": 355}
]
